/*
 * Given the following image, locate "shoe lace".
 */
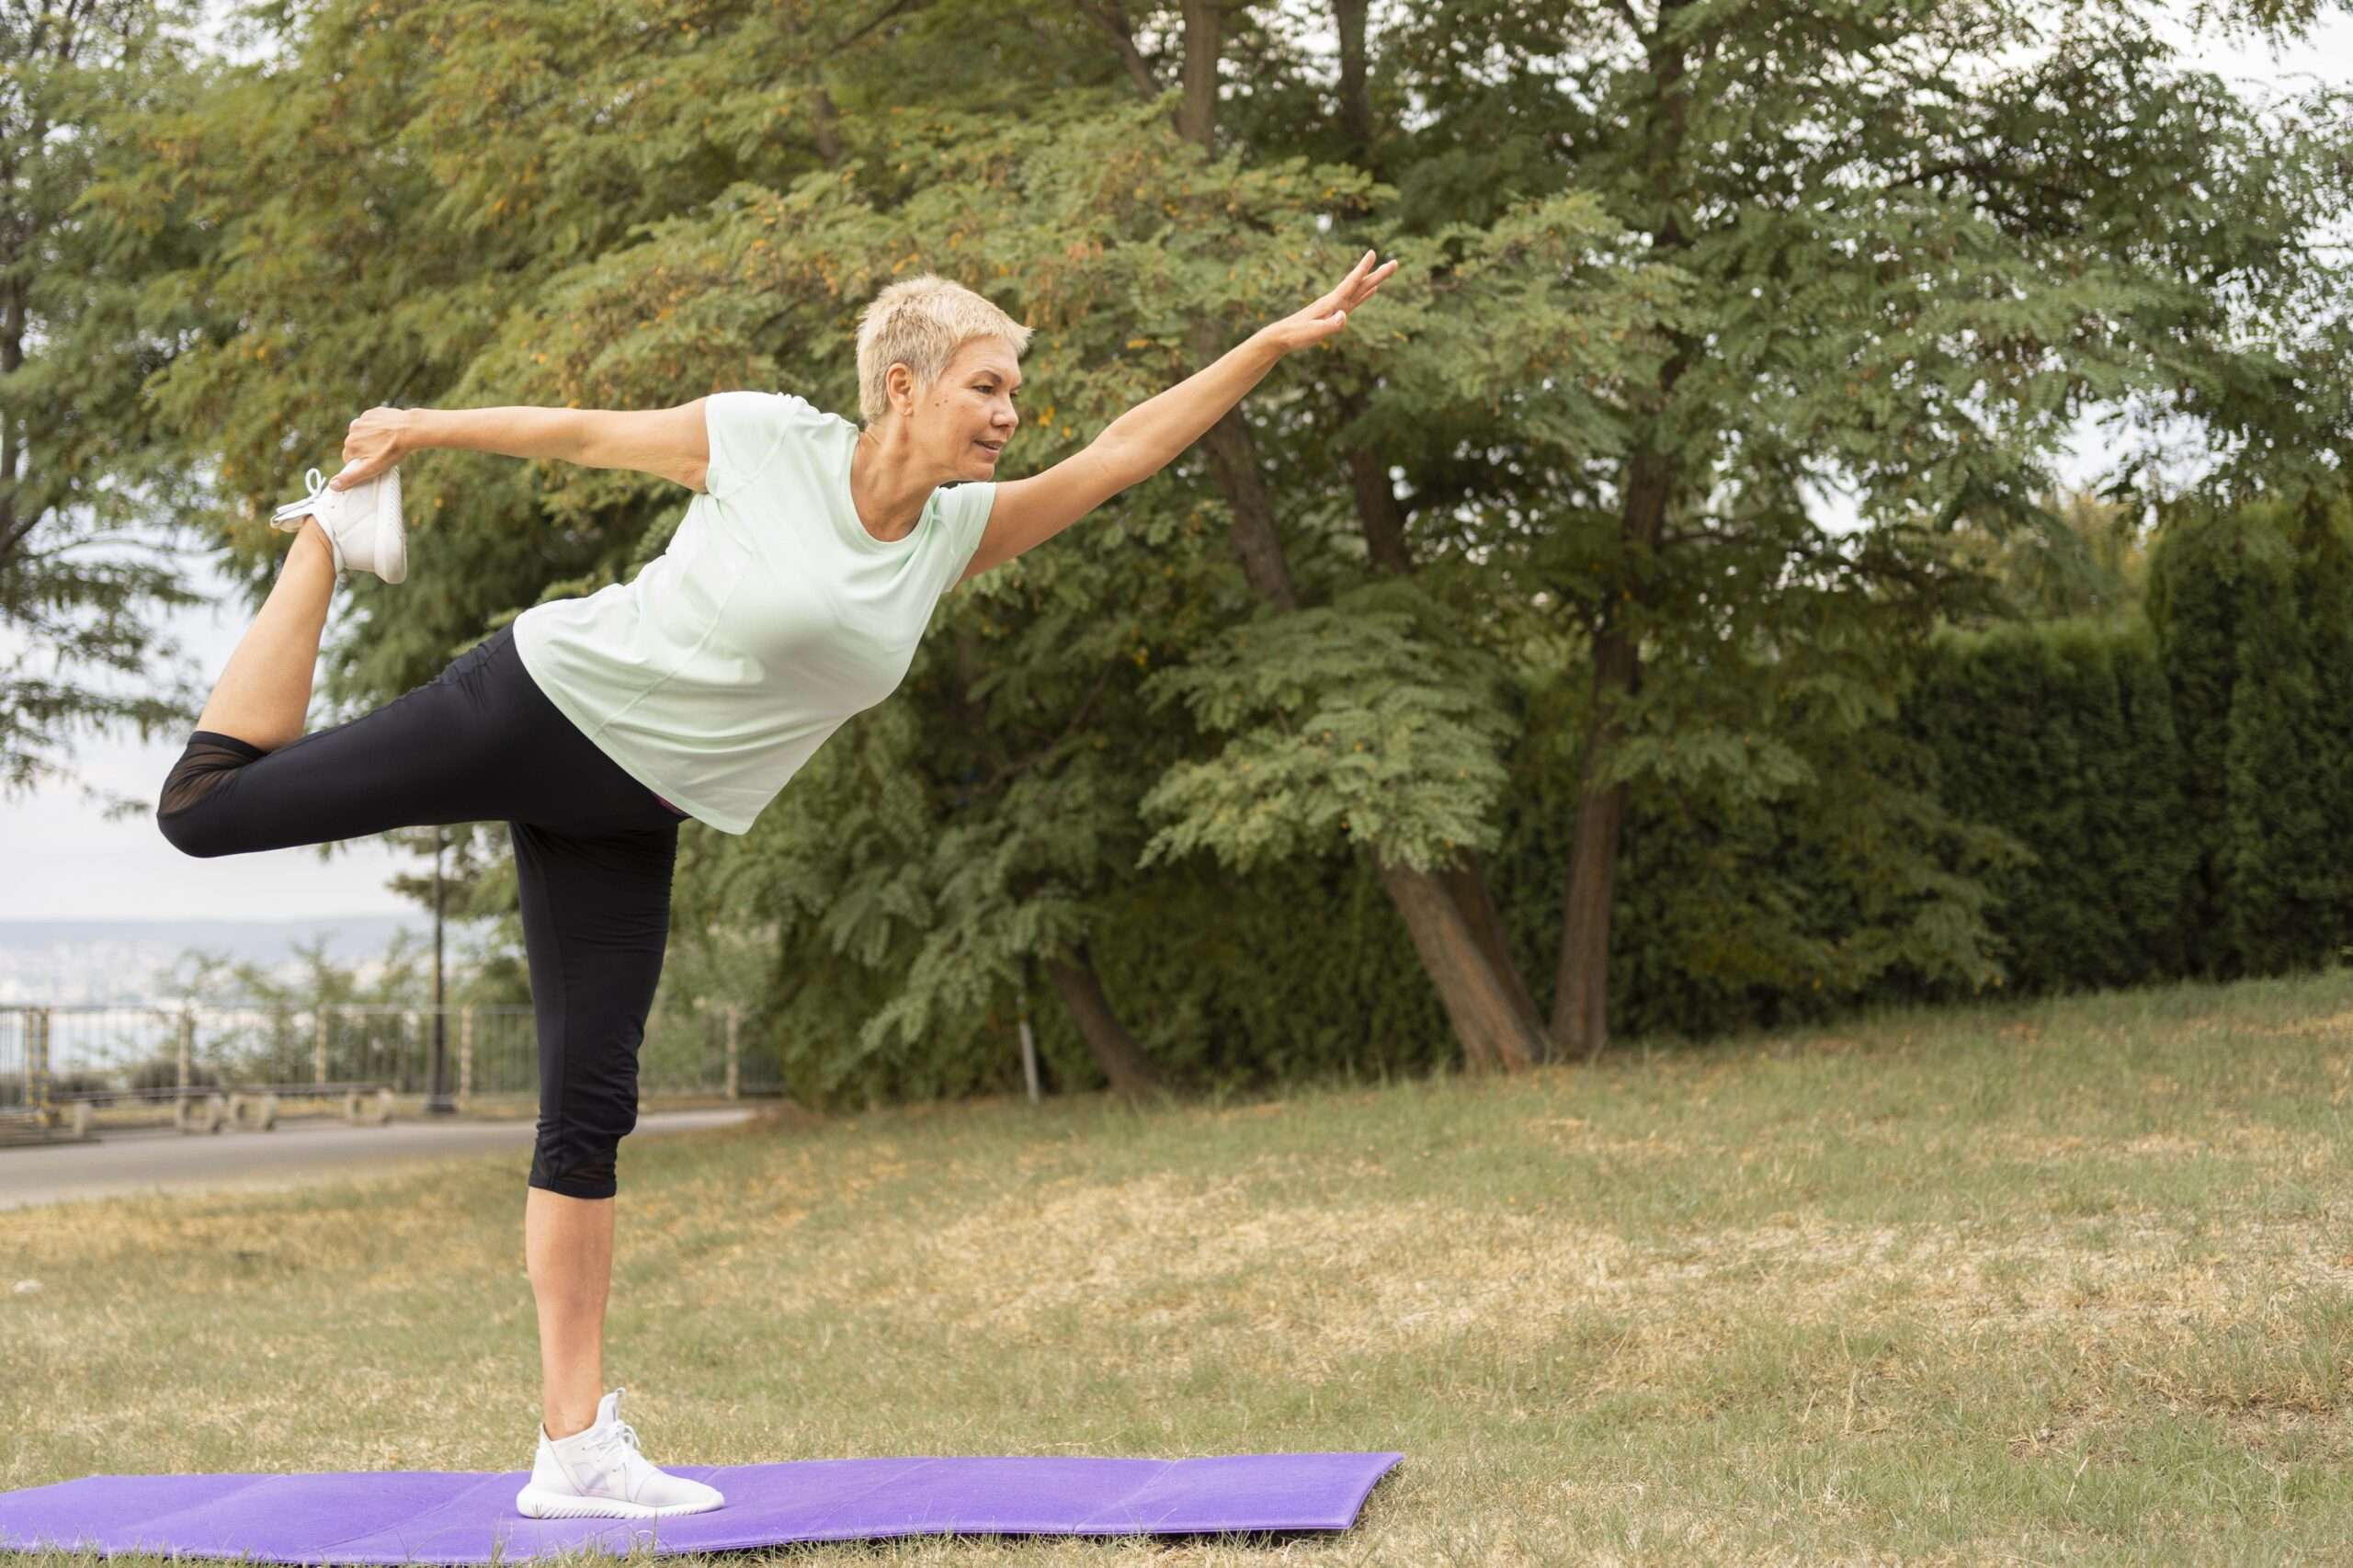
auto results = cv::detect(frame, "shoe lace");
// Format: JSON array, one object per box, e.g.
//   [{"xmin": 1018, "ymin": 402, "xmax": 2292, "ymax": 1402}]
[
  {"xmin": 270, "ymin": 469, "xmax": 328, "ymax": 524},
  {"xmin": 588, "ymin": 1420, "xmax": 643, "ymax": 1459}
]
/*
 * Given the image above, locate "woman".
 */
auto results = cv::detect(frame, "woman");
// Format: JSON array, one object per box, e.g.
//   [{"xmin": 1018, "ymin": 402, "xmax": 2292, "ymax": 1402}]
[{"xmin": 153, "ymin": 252, "xmax": 1398, "ymax": 1519}]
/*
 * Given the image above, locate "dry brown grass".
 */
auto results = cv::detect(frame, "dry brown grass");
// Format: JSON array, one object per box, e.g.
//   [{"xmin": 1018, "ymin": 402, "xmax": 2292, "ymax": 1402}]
[{"xmin": 10, "ymin": 971, "xmax": 2353, "ymax": 1562}]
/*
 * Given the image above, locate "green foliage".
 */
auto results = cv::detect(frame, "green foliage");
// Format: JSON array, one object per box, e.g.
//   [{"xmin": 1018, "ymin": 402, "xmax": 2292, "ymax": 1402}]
[
  {"xmin": 0, "ymin": 1, "xmax": 218, "ymax": 815},
  {"xmin": 31, "ymin": 0, "xmax": 2353, "ymax": 1099},
  {"xmin": 1946, "ymin": 493, "xmax": 2154, "ymax": 624},
  {"xmin": 1897, "ymin": 618, "xmax": 2200, "ymax": 995},
  {"xmin": 2147, "ymin": 496, "xmax": 2353, "ymax": 977},
  {"xmin": 1865, "ymin": 497, "xmax": 2353, "ymax": 1010},
  {"xmin": 1136, "ymin": 578, "xmax": 1522, "ymax": 874}
]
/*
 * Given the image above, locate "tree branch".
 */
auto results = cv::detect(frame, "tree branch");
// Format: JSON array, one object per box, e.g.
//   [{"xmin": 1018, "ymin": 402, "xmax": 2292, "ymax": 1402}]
[
  {"xmin": 835, "ymin": 0, "xmax": 923, "ymax": 52},
  {"xmin": 1069, "ymin": 0, "xmax": 1163, "ymax": 100}
]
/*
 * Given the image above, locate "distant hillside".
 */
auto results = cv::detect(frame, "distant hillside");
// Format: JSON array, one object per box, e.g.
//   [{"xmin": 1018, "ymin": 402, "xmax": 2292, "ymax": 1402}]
[{"xmin": 0, "ymin": 915, "xmax": 435, "ymax": 1006}]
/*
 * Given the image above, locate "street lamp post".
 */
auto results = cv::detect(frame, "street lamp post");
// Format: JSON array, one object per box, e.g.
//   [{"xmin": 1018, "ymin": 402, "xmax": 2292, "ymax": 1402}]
[{"xmin": 426, "ymin": 824, "xmax": 456, "ymax": 1114}]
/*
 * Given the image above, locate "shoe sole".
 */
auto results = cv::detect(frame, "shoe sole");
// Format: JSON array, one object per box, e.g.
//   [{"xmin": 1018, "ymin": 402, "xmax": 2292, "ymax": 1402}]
[
  {"xmin": 513, "ymin": 1484, "xmax": 722, "ymax": 1519},
  {"xmin": 372, "ymin": 467, "xmax": 408, "ymax": 585}
]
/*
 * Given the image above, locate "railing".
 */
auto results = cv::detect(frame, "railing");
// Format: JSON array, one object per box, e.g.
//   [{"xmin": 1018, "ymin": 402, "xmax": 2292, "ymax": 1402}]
[{"xmin": 0, "ymin": 1000, "xmax": 776, "ymax": 1141}]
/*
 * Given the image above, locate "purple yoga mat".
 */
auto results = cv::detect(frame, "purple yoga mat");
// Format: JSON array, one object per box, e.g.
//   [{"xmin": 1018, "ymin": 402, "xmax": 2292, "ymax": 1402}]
[{"xmin": 0, "ymin": 1451, "xmax": 1403, "ymax": 1562}]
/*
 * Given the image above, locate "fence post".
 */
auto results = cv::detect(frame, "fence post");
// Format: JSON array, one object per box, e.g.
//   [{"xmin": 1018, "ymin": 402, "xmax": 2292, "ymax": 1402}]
[
  {"xmin": 725, "ymin": 1006, "xmax": 740, "ymax": 1101},
  {"xmin": 314, "ymin": 1007, "xmax": 328, "ymax": 1087},
  {"xmin": 29, "ymin": 1006, "xmax": 51, "ymax": 1125},
  {"xmin": 459, "ymin": 1005, "xmax": 474, "ymax": 1105},
  {"xmin": 177, "ymin": 1008, "xmax": 194, "ymax": 1108}
]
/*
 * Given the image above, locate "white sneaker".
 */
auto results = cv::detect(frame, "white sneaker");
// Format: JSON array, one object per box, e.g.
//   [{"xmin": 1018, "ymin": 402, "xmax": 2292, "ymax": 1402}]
[
  {"xmin": 269, "ymin": 464, "xmax": 407, "ymax": 585},
  {"xmin": 513, "ymin": 1388, "xmax": 724, "ymax": 1520}
]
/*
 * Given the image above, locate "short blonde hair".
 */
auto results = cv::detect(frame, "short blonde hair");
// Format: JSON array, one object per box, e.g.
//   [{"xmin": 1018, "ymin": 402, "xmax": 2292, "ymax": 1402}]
[{"xmin": 855, "ymin": 273, "xmax": 1033, "ymax": 428}]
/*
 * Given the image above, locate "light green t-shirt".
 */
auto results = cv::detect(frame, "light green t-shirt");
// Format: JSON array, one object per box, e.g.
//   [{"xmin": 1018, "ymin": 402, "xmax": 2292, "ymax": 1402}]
[{"xmin": 513, "ymin": 391, "xmax": 996, "ymax": 835}]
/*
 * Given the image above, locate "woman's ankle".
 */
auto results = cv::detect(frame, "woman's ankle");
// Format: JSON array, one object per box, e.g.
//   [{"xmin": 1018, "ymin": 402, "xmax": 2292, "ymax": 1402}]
[
  {"xmin": 294, "ymin": 516, "xmax": 335, "ymax": 563},
  {"xmin": 542, "ymin": 1395, "xmax": 603, "ymax": 1440}
]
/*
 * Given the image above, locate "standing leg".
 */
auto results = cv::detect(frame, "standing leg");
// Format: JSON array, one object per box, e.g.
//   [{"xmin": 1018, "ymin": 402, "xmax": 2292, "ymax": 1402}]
[
  {"xmin": 509, "ymin": 817, "xmax": 680, "ymax": 1443},
  {"xmin": 197, "ymin": 518, "xmax": 337, "ymax": 752},
  {"xmin": 526, "ymin": 1189, "xmax": 616, "ymax": 1438}
]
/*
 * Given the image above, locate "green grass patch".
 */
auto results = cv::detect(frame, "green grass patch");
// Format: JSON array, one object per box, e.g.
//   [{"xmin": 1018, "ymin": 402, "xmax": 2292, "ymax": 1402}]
[{"xmin": 7, "ymin": 967, "xmax": 2353, "ymax": 1562}]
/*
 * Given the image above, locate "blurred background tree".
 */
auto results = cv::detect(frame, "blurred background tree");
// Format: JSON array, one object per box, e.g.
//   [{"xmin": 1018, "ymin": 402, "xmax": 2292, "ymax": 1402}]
[{"xmin": 24, "ymin": 0, "xmax": 2353, "ymax": 1098}]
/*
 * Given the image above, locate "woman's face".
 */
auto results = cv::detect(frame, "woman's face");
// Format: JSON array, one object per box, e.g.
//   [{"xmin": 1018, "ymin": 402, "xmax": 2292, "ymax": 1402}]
[{"xmin": 900, "ymin": 341, "xmax": 1021, "ymax": 480}]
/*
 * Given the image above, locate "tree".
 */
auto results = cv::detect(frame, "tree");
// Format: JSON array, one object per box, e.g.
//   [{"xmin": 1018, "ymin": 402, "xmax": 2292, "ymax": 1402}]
[
  {"xmin": 55, "ymin": 0, "xmax": 2353, "ymax": 1091},
  {"xmin": 1949, "ymin": 489, "xmax": 2153, "ymax": 624},
  {"xmin": 0, "ymin": 0, "xmax": 218, "ymax": 814},
  {"xmin": 1464, "ymin": 0, "xmax": 2353, "ymax": 1054}
]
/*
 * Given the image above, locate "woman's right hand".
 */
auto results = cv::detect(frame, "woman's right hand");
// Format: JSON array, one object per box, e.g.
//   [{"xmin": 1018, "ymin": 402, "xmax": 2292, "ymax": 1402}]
[{"xmin": 328, "ymin": 406, "xmax": 414, "ymax": 490}]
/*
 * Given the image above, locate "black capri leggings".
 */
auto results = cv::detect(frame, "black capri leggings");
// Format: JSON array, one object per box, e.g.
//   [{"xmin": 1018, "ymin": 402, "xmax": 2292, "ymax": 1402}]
[{"xmin": 155, "ymin": 622, "xmax": 688, "ymax": 1200}]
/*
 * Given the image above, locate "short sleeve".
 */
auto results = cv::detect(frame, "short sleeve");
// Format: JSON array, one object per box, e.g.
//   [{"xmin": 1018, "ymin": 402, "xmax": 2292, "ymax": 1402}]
[
  {"xmin": 940, "ymin": 481, "xmax": 997, "ymax": 583},
  {"xmin": 702, "ymin": 391, "xmax": 795, "ymax": 499}
]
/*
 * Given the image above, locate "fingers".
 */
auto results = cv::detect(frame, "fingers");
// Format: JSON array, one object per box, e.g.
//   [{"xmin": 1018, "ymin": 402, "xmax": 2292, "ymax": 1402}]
[
  {"xmin": 1353, "ymin": 258, "xmax": 1398, "ymax": 303},
  {"xmin": 1336, "ymin": 252, "xmax": 1399, "ymax": 309},
  {"xmin": 1332, "ymin": 252, "xmax": 1375, "ymax": 301},
  {"xmin": 1278, "ymin": 252, "xmax": 1398, "ymax": 351}
]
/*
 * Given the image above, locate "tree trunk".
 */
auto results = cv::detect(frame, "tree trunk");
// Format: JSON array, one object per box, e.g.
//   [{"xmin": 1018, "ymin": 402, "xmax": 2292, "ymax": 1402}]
[
  {"xmin": 1175, "ymin": 0, "xmax": 1221, "ymax": 151},
  {"xmin": 1333, "ymin": 0, "xmax": 1375, "ymax": 167},
  {"xmin": 809, "ymin": 79, "xmax": 844, "ymax": 167},
  {"xmin": 1324, "ymin": 27, "xmax": 1545, "ymax": 1061},
  {"xmin": 1336, "ymin": 387, "xmax": 1414, "ymax": 576},
  {"xmin": 1335, "ymin": 385, "xmax": 1545, "ymax": 1058},
  {"xmin": 1551, "ymin": 449, "xmax": 1660, "ymax": 1059},
  {"xmin": 1, "ymin": 281, "xmax": 21, "ymax": 562},
  {"xmin": 1551, "ymin": 10, "xmax": 1700, "ymax": 1061},
  {"xmin": 1139, "ymin": 0, "xmax": 1538, "ymax": 1072},
  {"xmin": 1045, "ymin": 943, "xmax": 1165, "ymax": 1100},
  {"xmin": 1440, "ymin": 848, "xmax": 1543, "ymax": 1054},
  {"xmin": 1187, "ymin": 332, "xmax": 1300, "ymax": 609},
  {"xmin": 1063, "ymin": 0, "xmax": 1540, "ymax": 1071},
  {"xmin": 1552, "ymin": 627, "xmax": 1634, "ymax": 1058},
  {"xmin": 1074, "ymin": 0, "xmax": 1163, "ymax": 99},
  {"xmin": 1377, "ymin": 858, "xmax": 1542, "ymax": 1074}
]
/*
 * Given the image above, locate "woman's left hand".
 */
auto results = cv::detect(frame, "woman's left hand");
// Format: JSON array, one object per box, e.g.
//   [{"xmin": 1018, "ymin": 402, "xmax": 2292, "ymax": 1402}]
[{"xmin": 1259, "ymin": 249, "xmax": 1400, "ymax": 356}]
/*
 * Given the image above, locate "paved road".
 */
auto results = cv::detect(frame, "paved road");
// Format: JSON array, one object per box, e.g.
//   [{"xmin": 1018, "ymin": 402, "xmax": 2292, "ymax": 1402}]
[{"xmin": 0, "ymin": 1108, "xmax": 760, "ymax": 1211}]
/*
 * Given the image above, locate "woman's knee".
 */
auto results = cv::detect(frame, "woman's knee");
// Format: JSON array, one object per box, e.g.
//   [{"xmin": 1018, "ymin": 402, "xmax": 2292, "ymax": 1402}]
[
  {"xmin": 156, "ymin": 799, "xmax": 234, "ymax": 858},
  {"xmin": 155, "ymin": 733, "xmax": 267, "ymax": 857},
  {"xmin": 529, "ymin": 1169, "xmax": 619, "ymax": 1201},
  {"xmin": 529, "ymin": 1109, "xmax": 636, "ymax": 1199},
  {"xmin": 153, "ymin": 805, "xmax": 229, "ymax": 857},
  {"xmin": 529, "ymin": 1142, "xmax": 622, "ymax": 1200}
]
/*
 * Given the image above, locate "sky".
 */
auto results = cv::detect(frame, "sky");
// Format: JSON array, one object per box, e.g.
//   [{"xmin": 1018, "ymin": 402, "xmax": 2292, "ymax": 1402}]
[{"xmin": 1, "ymin": 4, "xmax": 2347, "ymax": 923}]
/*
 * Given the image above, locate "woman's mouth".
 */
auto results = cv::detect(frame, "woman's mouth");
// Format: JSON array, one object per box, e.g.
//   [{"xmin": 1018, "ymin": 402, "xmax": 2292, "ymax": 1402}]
[{"xmin": 974, "ymin": 440, "xmax": 1004, "ymax": 456}]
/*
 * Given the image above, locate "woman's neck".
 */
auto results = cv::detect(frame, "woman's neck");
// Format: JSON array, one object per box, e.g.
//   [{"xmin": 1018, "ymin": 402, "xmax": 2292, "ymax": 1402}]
[{"xmin": 849, "ymin": 427, "xmax": 933, "ymax": 540}]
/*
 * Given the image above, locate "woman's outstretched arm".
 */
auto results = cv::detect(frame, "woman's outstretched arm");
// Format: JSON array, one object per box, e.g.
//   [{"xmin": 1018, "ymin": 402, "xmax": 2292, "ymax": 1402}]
[
  {"xmin": 1100, "ymin": 249, "xmax": 1401, "ymax": 483},
  {"xmin": 322, "ymin": 405, "xmax": 595, "ymax": 492},
  {"xmin": 958, "ymin": 248, "xmax": 1400, "ymax": 584}
]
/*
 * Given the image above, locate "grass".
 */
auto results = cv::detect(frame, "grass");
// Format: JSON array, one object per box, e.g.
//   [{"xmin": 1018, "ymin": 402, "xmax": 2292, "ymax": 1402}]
[{"xmin": 6, "ymin": 965, "xmax": 2353, "ymax": 1563}]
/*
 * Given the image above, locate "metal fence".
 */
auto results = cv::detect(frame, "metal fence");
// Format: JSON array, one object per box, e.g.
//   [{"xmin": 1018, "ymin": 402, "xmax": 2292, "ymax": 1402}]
[{"xmin": 0, "ymin": 999, "xmax": 778, "ymax": 1138}]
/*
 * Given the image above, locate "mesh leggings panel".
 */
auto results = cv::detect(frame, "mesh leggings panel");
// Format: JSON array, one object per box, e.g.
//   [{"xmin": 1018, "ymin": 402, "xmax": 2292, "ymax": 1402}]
[{"xmin": 156, "ymin": 732, "xmax": 268, "ymax": 832}]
